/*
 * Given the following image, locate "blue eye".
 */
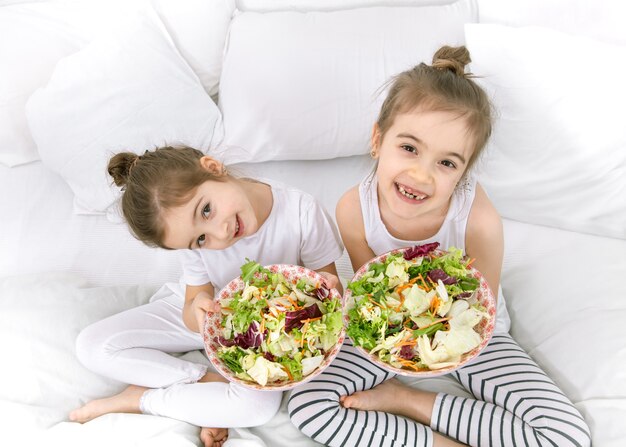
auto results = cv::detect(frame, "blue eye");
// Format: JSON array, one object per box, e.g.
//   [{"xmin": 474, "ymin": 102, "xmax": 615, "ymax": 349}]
[
  {"xmin": 202, "ymin": 204, "xmax": 211, "ymax": 218},
  {"xmin": 401, "ymin": 144, "xmax": 417, "ymax": 154},
  {"xmin": 197, "ymin": 234, "xmax": 206, "ymax": 247}
]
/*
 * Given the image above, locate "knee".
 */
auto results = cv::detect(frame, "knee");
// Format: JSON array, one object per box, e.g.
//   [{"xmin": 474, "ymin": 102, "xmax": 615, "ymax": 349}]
[
  {"xmin": 287, "ymin": 385, "xmax": 340, "ymax": 432},
  {"xmin": 244, "ymin": 392, "xmax": 283, "ymax": 427},
  {"xmin": 74, "ymin": 321, "xmax": 112, "ymax": 371},
  {"xmin": 534, "ymin": 417, "xmax": 592, "ymax": 447}
]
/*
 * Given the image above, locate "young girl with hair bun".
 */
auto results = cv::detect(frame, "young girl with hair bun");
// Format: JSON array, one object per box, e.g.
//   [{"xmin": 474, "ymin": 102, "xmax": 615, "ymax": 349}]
[
  {"xmin": 70, "ymin": 146, "xmax": 344, "ymax": 447},
  {"xmin": 288, "ymin": 46, "xmax": 591, "ymax": 447}
]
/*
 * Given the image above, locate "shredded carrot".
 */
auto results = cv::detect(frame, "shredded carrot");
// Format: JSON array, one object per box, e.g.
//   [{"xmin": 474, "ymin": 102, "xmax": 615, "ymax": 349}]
[
  {"xmin": 300, "ymin": 317, "xmax": 322, "ymax": 324},
  {"xmin": 282, "ymin": 365, "xmax": 294, "ymax": 381},
  {"xmin": 429, "ymin": 296, "xmax": 440, "ymax": 313},
  {"xmin": 286, "ymin": 295, "xmax": 303, "ymax": 310},
  {"xmin": 397, "ymin": 359, "xmax": 422, "ymax": 371},
  {"xmin": 395, "ymin": 277, "xmax": 419, "ymax": 295},
  {"xmin": 420, "ymin": 317, "xmax": 450, "ymax": 330},
  {"xmin": 418, "ymin": 274, "xmax": 430, "ymax": 291},
  {"xmin": 466, "ymin": 258, "xmax": 476, "ymax": 267},
  {"xmin": 367, "ymin": 297, "xmax": 383, "ymax": 308}
]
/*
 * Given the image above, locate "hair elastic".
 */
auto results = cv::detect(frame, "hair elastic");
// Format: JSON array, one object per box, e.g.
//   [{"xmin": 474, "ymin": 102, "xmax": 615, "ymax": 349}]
[{"xmin": 128, "ymin": 156, "xmax": 140, "ymax": 177}]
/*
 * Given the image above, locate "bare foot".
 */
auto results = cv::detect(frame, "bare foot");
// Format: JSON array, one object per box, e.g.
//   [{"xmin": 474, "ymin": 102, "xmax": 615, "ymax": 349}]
[
  {"xmin": 200, "ymin": 427, "xmax": 229, "ymax": 447},
  {"xmin": 69, "ymin": 385, "xmax": 147, "ymax": 423},
  {"xmin": 198, "ymin": 371, "xmax": 229, "ymax": 384},
  {"xmin": 340, "ymin": 378, "xmax": 406, "ymax": 412},
  {"xmin": 340, "ymin": 378, "xmax": 437, "ymax": 427}
]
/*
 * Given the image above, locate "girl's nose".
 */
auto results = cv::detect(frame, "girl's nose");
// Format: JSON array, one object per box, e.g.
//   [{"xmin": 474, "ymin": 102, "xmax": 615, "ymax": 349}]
[
  {"xmin": 409, "ymin": 162, "xmax": 433, "ymax": 183},
  {"xmin": 217, "ymin": 220, "xmax": 230, "ymax": 240},
  {"xmin": 209, "ymin": 219, "xmax": 230, "ymax": 241}
]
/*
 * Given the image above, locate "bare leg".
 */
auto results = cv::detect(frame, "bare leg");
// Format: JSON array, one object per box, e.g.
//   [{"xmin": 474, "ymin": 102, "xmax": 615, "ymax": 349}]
[
  {"xmin": 341, "ymin": 378, "xmax": 466, "ymax": 447},
  {"xmin": 197, "ymin": 370, "xmax": 228, "ymax": 383}
]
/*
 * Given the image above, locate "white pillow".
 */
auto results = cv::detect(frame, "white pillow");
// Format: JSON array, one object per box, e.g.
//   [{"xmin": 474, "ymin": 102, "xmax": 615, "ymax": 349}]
[
  {"xmin": 236, "ymin": 0, "xmax": 459, "ymax": 12},
  {"xmin": 501, "ymin": 219, "xmax": 626, "ymax": 446},
  {"xmin": 217, "ymin": 0, "xmax": 477, "ymax": 163},
  {"xmin": 0, "ymin": 0, "xmax": 233, "ymax": 168},
  {"xmin": 466, "ymin": 24, "xmax": 626, "ymax": 240},
  {"xmin": 151, "ymin": 0, "xmax": 235, "ymax": 97},
  {"xmin": 477, "ymin": 0, "xmax": 626, "ymax": 45},
  {"xmin": 26, "ymin": 7, "xmax": 224, "ymax": 217}
]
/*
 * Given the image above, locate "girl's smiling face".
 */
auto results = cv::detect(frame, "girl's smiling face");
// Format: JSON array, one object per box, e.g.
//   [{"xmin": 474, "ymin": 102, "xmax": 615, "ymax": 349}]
[
  {"xmin": 373, "ymin": 108, "xmax": 475, "ymax": 225},
  {"xmin": 160, "ymin": 159, "xmax": 264, "ymax": 250}
]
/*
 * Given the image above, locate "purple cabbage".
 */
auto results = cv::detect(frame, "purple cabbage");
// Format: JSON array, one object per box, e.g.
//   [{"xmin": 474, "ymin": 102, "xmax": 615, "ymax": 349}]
[
  {"xmin": 314, "ymin": 285, "xmax": 330, "ymax": 300},
  {"xmin": 217, "ymin": 321, "xmax": 264, "ymax": 349},
  {"xmin": 403, "ymin": 242, "xmax": 440, "ymax": 260},
  {"xmin": 427, "ymin": 268, "xmax": 457, "ymax": 285},
  {"xmin": 456, "ymin": 291, "xmax": 473, "ymax": 300},
  {"xmin": 285, "ymin": 304, "xmax": 323, "ymax": 333},
  {"xmin": 399, "ymin": 344, "xmax": 415, "ymax": 360}
]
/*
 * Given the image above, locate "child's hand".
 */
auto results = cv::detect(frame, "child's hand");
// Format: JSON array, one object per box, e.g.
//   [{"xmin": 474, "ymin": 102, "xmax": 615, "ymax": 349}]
[
  {"xmin": 318, "ymin": 271, "xmax": 340, "ymax": 290},
  {"xmin": 191, "ymin": 291, "xmax": 221, "ymax": 333}
]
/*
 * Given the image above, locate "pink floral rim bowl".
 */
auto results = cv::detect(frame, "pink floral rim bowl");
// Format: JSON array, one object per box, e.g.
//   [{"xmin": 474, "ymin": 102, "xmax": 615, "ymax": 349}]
[
  {"xmin": 343, "ymin": 245, "xmax": 496, "ymax": 377},
  {"xmin": 203, "ymin": 264, "xmax": 345, "ymax": 390}
]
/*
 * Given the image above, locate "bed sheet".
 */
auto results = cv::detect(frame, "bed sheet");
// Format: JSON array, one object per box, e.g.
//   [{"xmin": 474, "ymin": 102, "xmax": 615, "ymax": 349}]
[{"xmin": 0, "ymin": 155, "xmax": 373, "ymax": 288}]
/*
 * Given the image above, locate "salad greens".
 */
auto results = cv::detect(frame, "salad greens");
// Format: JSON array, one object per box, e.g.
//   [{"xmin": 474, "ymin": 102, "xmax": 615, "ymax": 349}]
[
  {"xmin": 215, "ymin": 260, "xmax": 343, "ymax": 386},
  {"xmin": 346, "ymin": 243, "xmax": 489, "ymax": 372}
]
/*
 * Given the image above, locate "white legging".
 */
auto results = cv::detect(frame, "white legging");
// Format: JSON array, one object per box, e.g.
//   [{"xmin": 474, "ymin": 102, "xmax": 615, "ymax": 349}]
[
  {"xmin": 288, "ymin": 334, "xmax": 591, "ymax": 447},
  {"xmin": 75, "ymin": 289, "xmax": 282, "ymax": 428}
]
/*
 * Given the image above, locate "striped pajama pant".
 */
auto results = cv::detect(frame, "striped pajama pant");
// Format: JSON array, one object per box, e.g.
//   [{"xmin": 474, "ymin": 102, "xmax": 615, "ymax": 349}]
[{"xmin": 288, "ymin": 333, "xmax": 591, "ymax": 447}]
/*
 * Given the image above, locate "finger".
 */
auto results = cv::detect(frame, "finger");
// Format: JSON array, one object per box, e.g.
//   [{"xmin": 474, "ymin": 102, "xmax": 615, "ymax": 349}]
[
  {"xmin": 207, "ymin": 299, "xmax": 221, "ymax": 313},
  {"xmin": 196, "ymin": 310, "xmax": 207, "ymax": 333}
]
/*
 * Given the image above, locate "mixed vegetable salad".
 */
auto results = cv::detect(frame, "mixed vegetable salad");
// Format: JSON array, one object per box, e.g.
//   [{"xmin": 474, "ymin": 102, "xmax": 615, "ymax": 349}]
[
  {"xmin": 214, "ymin": 260, "xmax": 343, "ymax": 386},
  {"xmin": 346, "ymin": 243, "xmax": 490, "ymax": 372}
]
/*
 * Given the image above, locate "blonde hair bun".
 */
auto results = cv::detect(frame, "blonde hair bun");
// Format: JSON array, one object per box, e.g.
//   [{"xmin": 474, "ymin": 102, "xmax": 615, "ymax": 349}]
[
  {"xmin": 431, "ymin": 45, "xmax": 471, "ymax": 77},
  {"xmin": 107, "ymin": 152, "xmax": 139, "ymax": 187}
]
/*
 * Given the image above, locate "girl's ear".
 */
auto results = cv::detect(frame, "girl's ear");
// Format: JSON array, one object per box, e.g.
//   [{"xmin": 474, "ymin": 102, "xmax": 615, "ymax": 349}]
[
  {"xmin": 199, "ymin": 156, "xmax": 225, "ymax": 176},
  {"xmin": 370, "ymin": 123, "xmax": 381, "ymax": 158}
]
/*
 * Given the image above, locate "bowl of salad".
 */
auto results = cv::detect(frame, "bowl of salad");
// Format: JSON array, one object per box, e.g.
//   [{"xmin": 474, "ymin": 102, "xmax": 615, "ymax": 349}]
[
  {"xmin": 203, "ymin": 260, "xmax": 345, "ymax": 390},
  {"xmin": 344, "ymin": 242, "xmax": 496, "ymax": 377}
]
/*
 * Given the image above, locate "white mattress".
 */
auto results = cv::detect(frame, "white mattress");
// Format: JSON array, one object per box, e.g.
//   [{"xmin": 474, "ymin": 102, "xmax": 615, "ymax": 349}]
[{"xmin": 0, "ymin": 155, "xmax": 374, "ymax": 288}]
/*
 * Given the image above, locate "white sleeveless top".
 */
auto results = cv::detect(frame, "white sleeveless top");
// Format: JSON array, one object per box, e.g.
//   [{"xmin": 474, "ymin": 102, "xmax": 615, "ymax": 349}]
[
  {"xmin": 359, "ymin": 173, "xmax": 511, "ymax": 333},
  {"xmin": 359, "ymin": 173, "xmax": 475, "ymax": 255}
]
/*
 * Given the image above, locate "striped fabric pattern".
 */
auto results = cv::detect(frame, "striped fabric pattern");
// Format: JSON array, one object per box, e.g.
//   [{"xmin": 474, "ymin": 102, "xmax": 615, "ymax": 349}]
[{"xmin": 288, "ymin": 334, "xmax": 591, "ymax": 447}]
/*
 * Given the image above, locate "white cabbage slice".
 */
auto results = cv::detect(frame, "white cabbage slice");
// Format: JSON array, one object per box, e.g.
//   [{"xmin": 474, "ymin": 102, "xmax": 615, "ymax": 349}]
[
  {"xmin": 417, "ymin": 334, "xmax": 460, "ymax": 369},
  {"xmin": 441, "ymin": 327, "xmax": 481, "ymax": 357},
  {"xmin": 402, "ymin": 285, "xmax": 432, "ymax": 316},
  {"xmin": 435, "ymin": 279, "xmax": 452, "ymax": 317},
  {"xmin": 246, "ymin": 356, "xmax": 288, "ymax": 386},
  {"xmin": 386, "ymin": 260, "xmax": 410, "ymax": 288},
  {"xmin": 302, "ymin": 355, "xmax": 324, "ymax": 376},
  {"xmin": 241, "ymin": 285, "xmax": 259, "ymax": 301}
]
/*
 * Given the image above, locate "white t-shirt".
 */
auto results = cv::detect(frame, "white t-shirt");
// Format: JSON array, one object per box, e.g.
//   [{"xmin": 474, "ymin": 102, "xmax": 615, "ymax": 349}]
[
  {"xmin": 179, "ymin": 179, "xmax": 344, "ymax": 291},
  {"xmin": 359, "ymin": 173, "xmax": 511, "ymax": 333}
]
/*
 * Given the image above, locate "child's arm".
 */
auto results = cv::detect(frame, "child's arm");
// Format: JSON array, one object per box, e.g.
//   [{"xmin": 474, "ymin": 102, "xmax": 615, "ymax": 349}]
[
  {"xmin": 465, "ymin": 183, "xmax": 504, "ymax": 294},
  {"xmin": 336, "ymin": 186, "xmax": 376, "ymax": 272},
  {"xmin": 183, "ymin": 282, "xmax": 220, "ymax": 333}
]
